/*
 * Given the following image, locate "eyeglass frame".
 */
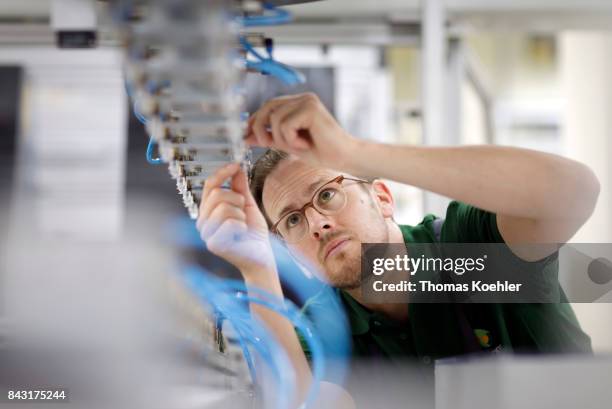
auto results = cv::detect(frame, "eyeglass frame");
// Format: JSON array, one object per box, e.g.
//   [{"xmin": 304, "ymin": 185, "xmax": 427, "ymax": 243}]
[{"xmin": 270, "ymin": 175, "xmax": 371, "ymax": 243}]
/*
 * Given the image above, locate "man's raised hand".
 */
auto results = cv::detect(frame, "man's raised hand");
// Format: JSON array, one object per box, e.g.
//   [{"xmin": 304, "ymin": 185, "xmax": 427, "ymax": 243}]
[
  {"xmin": 245, "ymin": 93, "xmax": 359, "ymax": 172},
  {"xmin": 196, "ymin": 163, "xmax": 275, "ymax": 275}
]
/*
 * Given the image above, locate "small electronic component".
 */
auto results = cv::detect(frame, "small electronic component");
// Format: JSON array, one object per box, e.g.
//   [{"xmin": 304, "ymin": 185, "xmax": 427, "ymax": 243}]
[
  {"xmin": 111, "ymin": 0, "xmax": 249, "ymax": 219},
  {"xmin": 108, "ymin": 0, "xmax": 305, "ymax": 220}
]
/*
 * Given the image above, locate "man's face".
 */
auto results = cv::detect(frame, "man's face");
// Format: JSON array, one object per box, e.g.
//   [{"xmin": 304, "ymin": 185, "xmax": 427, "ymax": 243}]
[{"xmin": 262, "ymin": 157, "xmax": 392, "ymax": 289}]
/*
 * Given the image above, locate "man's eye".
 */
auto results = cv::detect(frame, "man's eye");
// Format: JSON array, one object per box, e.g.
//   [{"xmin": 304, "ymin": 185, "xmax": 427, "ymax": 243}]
[
  {"xmin": 286, "ymin": 213, "xmax": 303, "ymax": 229},
  {"xmin": 318, "ymin": 188, "xmax": 336, "ymax": 204},
  {"xmin": 318, "ymin": 189, "xmax": 336, "ymax": 204}
]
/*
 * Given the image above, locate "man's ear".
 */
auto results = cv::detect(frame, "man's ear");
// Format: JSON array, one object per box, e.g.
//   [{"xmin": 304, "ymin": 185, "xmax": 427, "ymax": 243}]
[{"xmin": 370, "ymin": 180, "xmax": 395, "ymax": 218}]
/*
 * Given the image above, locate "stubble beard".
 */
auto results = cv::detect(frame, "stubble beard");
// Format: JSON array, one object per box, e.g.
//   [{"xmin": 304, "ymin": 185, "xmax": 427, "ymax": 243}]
[
  {"xmin": 327, "ymin": 245, "xmax": 363, "ymax": 290},
  {"xmin": 326, "ymin": 215, "xmax": 390, "ymax": 290}
]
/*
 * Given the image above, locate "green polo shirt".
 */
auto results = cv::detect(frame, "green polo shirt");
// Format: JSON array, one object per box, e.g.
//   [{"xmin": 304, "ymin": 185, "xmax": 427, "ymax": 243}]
[{"xmin": 298, "ymin": 201, "xmax": 592, "ymax": 365}]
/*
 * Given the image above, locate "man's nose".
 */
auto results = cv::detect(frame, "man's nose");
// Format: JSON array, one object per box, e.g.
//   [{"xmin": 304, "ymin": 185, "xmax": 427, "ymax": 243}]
[{"xmin": 305, "ymin": 206, "xmax": 334, "ymax": 240}]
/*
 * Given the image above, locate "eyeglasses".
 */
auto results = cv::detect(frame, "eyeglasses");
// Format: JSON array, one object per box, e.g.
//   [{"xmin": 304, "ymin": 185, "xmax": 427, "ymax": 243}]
[{"xmin": 271, "ymin": 175, "xmax": 370, "ymax": 244}]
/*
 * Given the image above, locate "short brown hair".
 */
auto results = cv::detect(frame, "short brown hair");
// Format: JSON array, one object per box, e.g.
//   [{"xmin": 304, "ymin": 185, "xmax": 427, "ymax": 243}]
[{"xmin": 249, "ymin": 149, "xmax": 290, "ymax": 227}]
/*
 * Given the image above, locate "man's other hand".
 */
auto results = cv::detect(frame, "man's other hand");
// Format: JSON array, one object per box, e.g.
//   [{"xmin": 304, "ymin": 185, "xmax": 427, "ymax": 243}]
[{"xmin": 245, "ymin": 93, "xmax": 360, "ymax": 172}]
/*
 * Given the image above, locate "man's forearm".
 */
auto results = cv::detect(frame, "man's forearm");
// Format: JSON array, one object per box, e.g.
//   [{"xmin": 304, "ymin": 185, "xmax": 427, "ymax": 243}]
[
  {"xmin": 345, "ymin": 141, "xmax": 600, "ymax": 222},
  {"xmin": 241, "ymin": 267, "xmax": 313, "ymax": 407}
]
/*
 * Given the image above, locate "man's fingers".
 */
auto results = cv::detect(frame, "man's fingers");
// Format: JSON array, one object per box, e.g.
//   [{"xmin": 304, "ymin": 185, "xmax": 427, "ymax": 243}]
[
  {"xmin": 269, "ymin": 100, "xmax": 303, "ymax": 152},
  {"xmin": 252, "ymin": 101, "xmax": 280, "ymax": 147},
  {"xmin": 201, "ymin": 162, "xmax": 240, "ymax": 201},
  {"xmin": 196, "ymin": 188, "xmax": 245, "ymax": 230},
  {"xmin": 250, "ymin": 93, "xmax": 317, "ymax": 151},
  {"xmin": 198, "ymin": 203, "xmax": 247, "ymax": 240},
  {"xmin": 231, "ymin": 169, "xmax": 256, "ymax": 205},
  {"xmin": 279, "ymin": 108, "xmax": 312, "ymax": 150},
  {"xmin": 251, "ymin": 95, "xmax": 304, "ymax": 147}
]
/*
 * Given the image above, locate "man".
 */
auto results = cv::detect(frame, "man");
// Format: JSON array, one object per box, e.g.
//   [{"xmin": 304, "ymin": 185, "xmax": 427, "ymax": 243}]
[{"xmin": 196, "ymin": 93, "xmax": 599, "ymax": 407}]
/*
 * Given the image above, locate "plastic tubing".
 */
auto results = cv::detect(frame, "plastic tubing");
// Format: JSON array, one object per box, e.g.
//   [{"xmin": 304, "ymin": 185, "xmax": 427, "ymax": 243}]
[
  {"xmin": 183, "ymin": 266, "xmax": 296, "ymax": 409},
  {"xmin": 146, "ymin": 137, "xmax": 163, "ymax": 165},
  {"xmin": 238, "ymin": 3, "xmax": 292, "ymax": 27}
]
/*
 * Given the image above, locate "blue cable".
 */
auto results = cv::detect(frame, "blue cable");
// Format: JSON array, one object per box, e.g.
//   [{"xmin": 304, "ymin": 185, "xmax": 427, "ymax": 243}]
[
  {"xmin": 146, "ymin": 137, "xmax": 163, "ymax": 165},
  {"xmin": 240, "ymin": 36, "xmax": 306, "ymax": 86},
  {"xmin": 183, "ymin": 266, "xmax": 295, "ymax": 409},
  {"xmin": 187, "ymin": 284, "xmax": 293, "ymax": 409},
  {"xmin": 237, "ymin": 3, "xmax": 304, "ymax": 85},
  {"xmin": 215, "ymin": 312, "xmax": 258, "ymax": 383},
  {"xmin": 213, "ymin": 301, "xmax": 283, "ymax": 391},
  {"xmin": 166, "ymin": 217, "xmax": 352, "ymax": 385},
  {"xmin": 235, "ymin": 293, "xmax": 323, "ymax": 408},
  {"xmin": 240, "ymin": 36, "xmax": 267, "ymax": 60},
  {"xmin": 133, "ymin": 100, "xmax": 149, "ymax": 125},
  {"xmin": 231, "ymin": 314, "xmax": 295, "ymax": 409},
  {"xmin": 124, "ymin": 79, "xmax": 164, "ymax": 165},
  {"xmin": 246, "ymin": 60, "xmax": 306, "ymax": 86},
  {"xmin": 238, "ymin": 3, "xmax": 292, "ymax": 27},
  {"xmin": 183, "ymin": 267, "xmax": 324, "ymax": 408},
  {"xmin": 215, "ymin": 299, "xmax": 295, "ymax": 409}
]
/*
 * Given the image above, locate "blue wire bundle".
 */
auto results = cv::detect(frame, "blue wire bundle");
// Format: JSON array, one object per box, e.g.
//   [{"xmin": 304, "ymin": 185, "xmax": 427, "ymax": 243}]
[
  {"xmin": 238, "ymin": 3, "xmax": 292, "ymax": 27},
  {"xmin": 183, "ymin": 266, "xmax": 318, "ymax": 408},
  {"xmin": 240, "ymin": 36, "xmax": 306, "ymax": 86},
  {"xmin": 238, "ymin": 3, "xmax": 306, "ymax": 86}
]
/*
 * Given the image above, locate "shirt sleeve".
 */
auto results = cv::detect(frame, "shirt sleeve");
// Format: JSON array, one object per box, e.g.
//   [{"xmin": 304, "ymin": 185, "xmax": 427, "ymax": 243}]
[
  {"xmin": 440, "ymin": 200, "xmax": 505, "ymax": 243},
  {"xmin": 439, "ymin": 201, "xmax": 594, "ymax": 350},
  {"xmin": 440, "ymin": 201, "xmax": 561, "ymax": 302}
]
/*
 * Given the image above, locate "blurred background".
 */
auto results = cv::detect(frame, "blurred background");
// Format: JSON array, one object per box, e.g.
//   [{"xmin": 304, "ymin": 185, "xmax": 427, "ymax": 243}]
[{"xmin": 0, "ymin": 1, "xmax": 611, "ymax": 407}]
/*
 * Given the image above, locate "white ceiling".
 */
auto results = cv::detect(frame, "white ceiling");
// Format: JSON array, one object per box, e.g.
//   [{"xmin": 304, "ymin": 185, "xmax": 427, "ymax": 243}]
[
  {"xmin": 0, "ymin": 0, "xmax": 50, "ymax": 19},
  {"xmin": 2, "ymin": 0, "xmax": 612, "ymax": 20},
  {"xmin": 289, "ymin": 0, "xmax": 612, "ymax": 16},
  {"xmin": 0, "ymin": 0, "xmax": 611, "ymax": 34}
]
